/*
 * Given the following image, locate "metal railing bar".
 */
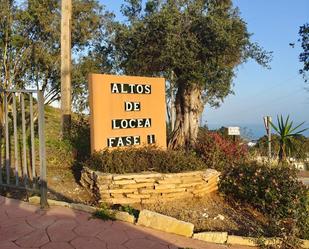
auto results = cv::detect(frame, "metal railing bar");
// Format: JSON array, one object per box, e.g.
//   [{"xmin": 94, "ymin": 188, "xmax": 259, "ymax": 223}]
[
  {"xmin": 12, "ymin": 94, "xmax": 19, "ymax": 186},
  {"xmin": 0, "ymin": 89, "xmax": 39, "ymax": 94},
  {"xmin": 38, "ymin": 91, "xmax": 48, "ymax": 208},
  {"xmin": 29, "ymin": 93, "xmax": 36, "ymax": 187},
  {"xmin": 21, "ymin": 93, "xmax": 28, "ymax": 187},
  {"xmin": 5, "ymin": 93, "xmax": 10, "ymax": 185},
  {"xmin": 0, "ymin": 88, "xmax": 47, "ymax": 209}
]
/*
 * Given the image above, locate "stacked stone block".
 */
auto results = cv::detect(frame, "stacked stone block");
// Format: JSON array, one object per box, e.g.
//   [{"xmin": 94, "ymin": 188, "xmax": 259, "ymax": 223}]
[{"xmin": 81, "ymin": 168, "xmax": 219, "ymax": 204}]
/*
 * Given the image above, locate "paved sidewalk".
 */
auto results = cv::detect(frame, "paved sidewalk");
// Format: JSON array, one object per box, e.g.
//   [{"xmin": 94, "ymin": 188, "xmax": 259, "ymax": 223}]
[{"xmin": 0, "ymin": 195, "xmax": 252, "ymax": 249}]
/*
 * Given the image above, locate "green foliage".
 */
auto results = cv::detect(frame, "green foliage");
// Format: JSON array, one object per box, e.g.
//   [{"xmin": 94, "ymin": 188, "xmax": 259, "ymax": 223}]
[
  {"xmin": 270, "ymin": 115, "xmax": 308, "ymax": 162},
  {"xmin": 46, "ymin": 137, "xmax": 74, "ymax": 169},
  {"xmin": 0, "ymin": 0, "xmax": 112, "ymax": 108},
  {"xmin": 195, "ymin": 128, "xmax": 248, "ymax": 171},
  {"xmin": 299, "ymin": 23, "xmax": 309, "ymax": 82},
  {"xmin": 69, "ymin": 117, "xmax": 91, "ymax": 161},
  {"xmin": 117, "ymin": 205, "xmax": 139, "ymax": 219},
  {"xmin": 93, "ymin": 203, "xmax": 115, "ymax": 221},
  {"xmin": 84, "ymin": 147, "xmax": 206, "ymax": 174},
  {"xmin": 112, "ymin": 0, "xmax": 272, "ymax": 101},
  {"xmin": 219, "ymin": 162, "xmax": 309, "ymax": 239}
]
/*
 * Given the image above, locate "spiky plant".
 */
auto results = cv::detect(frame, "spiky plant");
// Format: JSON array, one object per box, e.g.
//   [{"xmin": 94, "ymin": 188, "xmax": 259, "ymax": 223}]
[{"xmin": 270, "ymin": 115, "xmax": 308, "ymax": 162}]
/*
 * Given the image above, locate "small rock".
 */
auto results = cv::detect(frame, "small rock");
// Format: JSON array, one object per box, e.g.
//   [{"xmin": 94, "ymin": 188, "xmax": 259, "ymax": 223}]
[
  {"xmin": 202, "ymin": 213, "xmax": 209, "ymax": 218},
  {"xmin": 52, "ymin": 176, "xmax": 59, "ymax": 181},
  {"xmin": 214, "ymin": 214, "xmax": 225, "ymax": 220}
]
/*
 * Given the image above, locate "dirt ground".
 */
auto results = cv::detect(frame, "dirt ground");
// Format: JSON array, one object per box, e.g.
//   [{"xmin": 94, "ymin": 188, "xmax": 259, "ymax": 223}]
[
  {"xmin": 134, "ymin": 192, "xmax": 269, "ymax": 236},
  {"xmin": 43, "ymin": 166, "xmax": 270, "ymax": 237},
  {"xmin": 47, "ymin": 168, "xmax": 94, "ymax": 204}
]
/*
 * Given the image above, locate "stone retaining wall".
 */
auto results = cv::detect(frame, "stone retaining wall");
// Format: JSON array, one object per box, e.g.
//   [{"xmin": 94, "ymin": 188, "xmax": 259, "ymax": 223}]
[{"xmin": 81, "ymin": 167, "xmax": 220, "ymax": 205}]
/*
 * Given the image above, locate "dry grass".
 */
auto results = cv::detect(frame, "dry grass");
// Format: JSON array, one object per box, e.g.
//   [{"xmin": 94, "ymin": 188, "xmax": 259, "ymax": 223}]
[{"xmin": 137, "ymin": 192, "xmax": 269, "ymax": 236}]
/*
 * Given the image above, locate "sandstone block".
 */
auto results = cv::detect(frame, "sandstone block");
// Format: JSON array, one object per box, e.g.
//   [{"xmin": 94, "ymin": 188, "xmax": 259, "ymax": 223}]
[
  {"xmin": 123, "ymin": 183, "xmax": 154, "ymax": 189},
  {"xmin": 263, "ymin": 238, "xmax": 281, "ymax": 246},
  {"xmin": 80, "ymin": 181, "xmax": 91, "ymax": 190},
  {"xmin": 113, "ymin": 173, "xmax": 162, "ymax": 180},
  {"xmin": 98, "ymin": 185, "xmax": 109, "ymax": 190},
  {"xmin": 108, "ymin": 198, "xmax": 141, "ymax": 204},
  {"xmin": 135, "ymin": 178, "xmax": 156, "ymax": 183},
  {"xmin": 192, "ymin": 188, "xmax": 208, "ymax": 194},
  {"xmin": 113, "ymin": 180, "xmax": 136, "ymax": 185},
  {"xmin": 137, "ymin": 210, "xmax": 194, "ymax": 237},
  {"xmin": 181, "ymin": 177, "xmax": 203, "ymax": 183},
  {"xmin": 203, "ymin": 186, "xmax": 218, "ymax": 193},
  {"xmin": 99, "ymin": 199, "xmax": 113, "ymax": 204},
  {"xmin": 156, "ymin": 188, "xmax": 186, "ymax": 194},
  {"xmin": 114, "ymin": 211, "xmax": 135, "ymax": 223},
  {"xmin": 227, "ymin": 235, "xmax": 257, "ymax": 246},
  {"xmin": 126, "ymin": 194, "xmax": 151, "ymax": 199},
  {"xmin": 111, "ymin": 193, "xmax": 125, "ymax": 198},
  {"xmin": 178, "ymin": 182, "xmax": 204, "ymax": 188},
  {"xmin": 157, "ymin": 178, "xmax": 182, "ymax": 184},
  {"xmin": 70, "ymin": 203, "xmax": 97, "ymax": 213},
  {"xmin": 301, "ymin": 239, "xmax": 309, "ymax": 249},
  {"xmin": 28, "ymin": 196, "xmax": 40, "ymax": 205},
  {"xmin": 193, "ymin": 232, "xmax": 228, "ymax": 244},
  {"xmin": 154, "ymin": 184, "xmax": 176, "ymax": 190},
  {"xmin": 138, "ymin": 188, "xmax": 157, "ymax": 194},
  {"xmin": 205, "ymin": 178, "xmax": 218, "ymax": 186},
  {"xmin": 108, "ymin": 189, "xmax": 135, "ymax": 194},
  {"xmin": 100, "ymin": 194, "xmax": 111, "ymax": 199}
]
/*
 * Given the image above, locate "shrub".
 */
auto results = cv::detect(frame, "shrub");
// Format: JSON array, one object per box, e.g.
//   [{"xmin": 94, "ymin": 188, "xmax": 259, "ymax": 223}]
[
  {"xmin": 84, "ymin": 147, "xmax": 206, "ymax": 174},
  {"xmin": 93, "ymin": 203, "xmax": 115, "ymax": 221},
  {"xmin": 46, "ymin": 138, "xmax": 74, "ymax": 169},
  {"xmin": 195, "ymin": 129, "xmax": 248, "ymax": 171},
  {"xmin": 219, "ymin": 162, "xmax": 309, "ymax": 239}
]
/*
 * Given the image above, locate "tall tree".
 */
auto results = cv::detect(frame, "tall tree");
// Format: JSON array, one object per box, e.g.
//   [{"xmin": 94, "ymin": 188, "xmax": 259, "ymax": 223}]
[
  {"xmin": 299, "ymin": 23, "xmax": 309, "ymax": 82},
  {"xmin": 0, "ymin": 0, "xmax": 109, "ymax": 109},
  {"xmin": 112, "ymin": 0, "xmax": 271, "ymax": 149}
]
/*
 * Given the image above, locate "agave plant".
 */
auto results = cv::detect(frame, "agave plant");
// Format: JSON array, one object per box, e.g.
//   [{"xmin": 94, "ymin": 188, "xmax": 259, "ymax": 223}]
[{"xmin": 270, "ymin": 115, "xmax": 308, "ymax": 162}]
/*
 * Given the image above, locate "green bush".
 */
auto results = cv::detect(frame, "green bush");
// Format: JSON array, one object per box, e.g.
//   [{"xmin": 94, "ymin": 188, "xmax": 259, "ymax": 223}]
[
  {"xmin": 84, "ymin": 147, "xmax": 206, "ymax": 174},
  {"xmin": 93, "ymin": 203, "xmax": 116, "ymax": 221},
  {"xmin": 219, "ymin": 162, "xmax": 309, "ymax": 239}
]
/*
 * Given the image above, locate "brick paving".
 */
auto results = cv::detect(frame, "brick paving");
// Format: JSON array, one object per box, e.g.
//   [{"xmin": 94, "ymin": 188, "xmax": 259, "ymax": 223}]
[{"xmin": 0, "ymin": 195, "xmax": 253, "ymax": 249}]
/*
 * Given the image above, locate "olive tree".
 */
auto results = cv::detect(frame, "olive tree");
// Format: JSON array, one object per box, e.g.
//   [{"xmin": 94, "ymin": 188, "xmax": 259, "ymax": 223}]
[{"xmin": 111, "ymin": 0, "xmax": 271, "ymax": 149}]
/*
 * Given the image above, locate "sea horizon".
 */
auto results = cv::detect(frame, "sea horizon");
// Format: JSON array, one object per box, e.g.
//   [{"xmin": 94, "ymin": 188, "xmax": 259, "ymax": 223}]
[{"xmin": 207, "ymin": 123, "xmax": 309, "ymax": 140}]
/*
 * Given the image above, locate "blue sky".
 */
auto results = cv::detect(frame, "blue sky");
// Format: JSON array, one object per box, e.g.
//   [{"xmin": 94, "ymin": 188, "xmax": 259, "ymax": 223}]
[{"xmin": 100, "ymin": 0, "xmax": 309, "ymax": 138}]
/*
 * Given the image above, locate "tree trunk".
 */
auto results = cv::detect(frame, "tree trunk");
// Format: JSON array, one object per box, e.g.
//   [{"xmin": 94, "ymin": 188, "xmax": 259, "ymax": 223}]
[
  {"xmin": 168, "ymin": 84, "xmax": 204, "ymax": 149},
  {"xmin": 278, "ymin": 142, "xmax": 286, "ymax": 163}
]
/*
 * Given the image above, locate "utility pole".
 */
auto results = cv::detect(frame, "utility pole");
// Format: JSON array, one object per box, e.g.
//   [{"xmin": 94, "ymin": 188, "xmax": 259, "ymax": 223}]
[
  {"xmin": 263, "ymin": 116, "xmax": 272, "ymax": 162},
  {"xmin": 61, "ymin": 0, "xmax": 72, "ymax": 138}
]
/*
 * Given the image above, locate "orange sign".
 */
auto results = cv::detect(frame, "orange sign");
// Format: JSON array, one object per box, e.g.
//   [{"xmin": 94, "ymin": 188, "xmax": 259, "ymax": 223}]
[{"xmin": 89, "ymin": 74, "xmax": 166, "ymax": 152}]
